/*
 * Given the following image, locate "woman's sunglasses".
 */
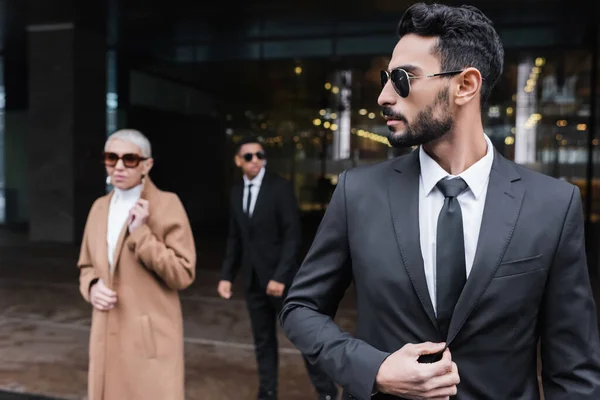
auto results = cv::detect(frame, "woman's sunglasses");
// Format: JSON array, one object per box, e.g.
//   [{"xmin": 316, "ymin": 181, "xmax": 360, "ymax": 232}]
[
  {"xmin": 380, "ymin": 68, "xmax": 466, "ymax": 98},
  {"xmin": 103, "ymin": 152, "xmax": 148, "ymax": 168},
  {"xmin": 241, "ymin": 151, "xmax": 266, "ymax": 162}
]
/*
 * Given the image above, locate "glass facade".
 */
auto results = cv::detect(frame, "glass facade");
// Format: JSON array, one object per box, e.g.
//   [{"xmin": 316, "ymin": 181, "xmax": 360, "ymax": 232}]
[
  {"xmin": 489, "ymin": 51, "xmax": 593, "ymax": 187},
  {"xmin": 140, "ymin": 4, "xmax": 594, "ymax": 268},
  {"xmin": 211, "ymin": 56, "xmax": 399, "ymax": 211},
  {"xmin": 1, "ymin": 0, "xmax": 597, "ymax": 264},
  {"xmin": 205, "ymin": 48, "xmax": 599, "ymax": 215}
]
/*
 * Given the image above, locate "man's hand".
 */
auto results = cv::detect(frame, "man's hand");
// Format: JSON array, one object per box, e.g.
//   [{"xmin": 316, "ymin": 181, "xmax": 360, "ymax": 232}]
[
  {"xmin": 266, "ymin": 280, "xmax": 285, "ymax": 297},
  {"xmin": 375, "ymin": 342, "xmax": 459, "ymax": 399},
  {"xmin": 90, "ymin": 279, "xmax": 117, "ymax": 311},
  {"xmin": 128, "ymin": 199, "xmax": 150, "ymax": 232},
  {"xmin": 217, "ymin": 280, "xmax": 233, "ymax": 299}
]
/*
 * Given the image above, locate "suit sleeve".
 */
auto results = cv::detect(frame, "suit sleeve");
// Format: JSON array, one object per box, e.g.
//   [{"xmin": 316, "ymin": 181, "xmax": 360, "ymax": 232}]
[
  {"xmin": 540, "ymin": 185, "xmax": 600, "ymax": 399},
  {"xmin": 77, "ymin": 201, "xmax": 100, "ymax": 303},
  {"xmin": 127, "ymin": 194, "xmax": 196, "ymax": 290},
  {"xmin": 280, "ymin": 171, "xmax": 391, "ymax": 400},
  {"xmin": 220, "ymin": 195, "xmax": 242, "ymax": 282},
  {"xmin": 272, "ymin": 180, "xmax": 301, "ymax": 286}
]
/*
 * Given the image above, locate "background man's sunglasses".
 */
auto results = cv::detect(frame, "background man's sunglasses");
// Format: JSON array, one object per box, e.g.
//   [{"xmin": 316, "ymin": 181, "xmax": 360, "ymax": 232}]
[
  {"xmin": 380, "ymin": 68, "xmax": 466, "ymax": 98},
  {"xmin": 103, "ymin": 152, "xmax": 148, "ymax": 168},
  {"xmin": 242, "ymin": 151, "xmax": 265, "ymax": 162}
]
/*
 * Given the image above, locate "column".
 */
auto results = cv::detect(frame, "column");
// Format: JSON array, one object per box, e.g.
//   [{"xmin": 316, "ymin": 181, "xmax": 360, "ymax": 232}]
[
  {"xmin": 27, "ymin": 0, "xmax": 107, "ymax": 242},
  {"xmin": 4, "ymin": 0, "xmax": 29, "ymax": 229}
]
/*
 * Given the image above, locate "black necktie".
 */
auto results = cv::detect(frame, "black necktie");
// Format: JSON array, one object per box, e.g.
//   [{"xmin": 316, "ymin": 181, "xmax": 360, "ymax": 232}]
[
  {"xmin": 245, "ymin": 183, "xmax": 253, "ymax": 216},
  {"xmin": 436, "ymin": 177, "xmax": 468, "ymax": 339}
]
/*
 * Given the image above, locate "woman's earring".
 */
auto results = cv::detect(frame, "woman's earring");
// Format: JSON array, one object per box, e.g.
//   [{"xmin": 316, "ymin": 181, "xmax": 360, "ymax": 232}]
[
  {"xmin": 106, "ymin": 176, "xmax": 111, "ymax": 185},
  {"xmin": 141, "ymin": 174, "xmax": 146, "ymax": 184}
]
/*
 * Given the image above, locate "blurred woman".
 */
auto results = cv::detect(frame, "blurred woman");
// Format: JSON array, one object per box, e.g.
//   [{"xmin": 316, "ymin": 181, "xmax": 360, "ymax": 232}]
[{"xmin": 77, "ymin": 129, "xmax": 196, "ymax": 400}]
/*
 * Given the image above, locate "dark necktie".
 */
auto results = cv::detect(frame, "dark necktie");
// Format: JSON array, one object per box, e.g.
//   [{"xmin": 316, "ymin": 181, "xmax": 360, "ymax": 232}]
[
  {"xmin": 245, "ymin": 183, "xmax": 253, "ymax": 216},
  {"xmin": 436, "ymin": 177, "xmax": 468, "ymax": 339}
]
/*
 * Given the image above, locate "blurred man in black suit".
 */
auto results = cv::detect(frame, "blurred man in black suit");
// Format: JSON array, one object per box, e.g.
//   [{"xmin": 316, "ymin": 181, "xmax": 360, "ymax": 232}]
[{"xmin": 218, "ymin": 136, "xmax": 337, "ymax": 400}]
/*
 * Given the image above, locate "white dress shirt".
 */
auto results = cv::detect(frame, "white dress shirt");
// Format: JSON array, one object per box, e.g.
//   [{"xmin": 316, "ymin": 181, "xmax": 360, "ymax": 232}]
[
  {"xmin": 107, "ymin": 184, "xmax": 143, "ymax": 268},
  {"xmin": 419, "ymin": 134, "xmax": 494, "ymax": 314},
  {"xmin": 243, "ymin": 167, "xmax": 265, "ymax": 217}
]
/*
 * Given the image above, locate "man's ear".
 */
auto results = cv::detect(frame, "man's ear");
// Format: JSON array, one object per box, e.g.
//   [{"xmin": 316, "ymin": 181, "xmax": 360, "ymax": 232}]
[{"xmin": 454, "ymin": 67, "xmax": 483, "ymax": 107}]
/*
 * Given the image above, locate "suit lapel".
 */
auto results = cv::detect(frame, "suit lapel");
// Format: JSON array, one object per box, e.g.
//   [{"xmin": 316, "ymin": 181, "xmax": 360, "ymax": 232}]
[
  {"xmin": 446, "ymin": 152, "xmax": 524, "ymax": 343},
  {"xmin": 251, "ymin": 173, "xmax": 269, "ymax": 222},
  {"xmin": 233, "ymin": 182, "xmax": 250, "ymax": 230},
  {"xmin": 234, "ymin": 183, "xmax": 244, "ymax": 215},
  {"xmin": 387, "ymin": 151, "xmax": 438, "ymax": 330}
]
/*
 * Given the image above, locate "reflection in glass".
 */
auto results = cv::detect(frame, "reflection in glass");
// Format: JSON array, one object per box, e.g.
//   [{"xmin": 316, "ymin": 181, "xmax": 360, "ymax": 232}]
[{"xmin": 515, "ymin": 57, "xmax": 538, "ymax": 165}]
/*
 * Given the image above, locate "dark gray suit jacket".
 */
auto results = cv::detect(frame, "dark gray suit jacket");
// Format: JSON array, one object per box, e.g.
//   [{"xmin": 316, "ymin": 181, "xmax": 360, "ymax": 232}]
[
  {"xmin": 280, "ymin": 149, "xmax": 600, "ymax": 400},
  {"xmin": 221, "ymin": 172, "xmax": 301, "ymax": 290}
]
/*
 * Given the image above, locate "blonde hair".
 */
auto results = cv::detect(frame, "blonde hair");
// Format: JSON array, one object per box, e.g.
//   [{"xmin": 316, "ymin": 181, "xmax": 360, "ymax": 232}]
[{"xmin": 105, "ymin": 129, "xmax": 152, "ymax": 158}]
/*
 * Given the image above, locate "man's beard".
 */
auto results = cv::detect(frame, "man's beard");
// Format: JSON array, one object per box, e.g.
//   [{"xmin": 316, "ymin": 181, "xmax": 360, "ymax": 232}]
[{"xmin": 385, "ymin": 86, "xmax": 454, "ymax": 148}]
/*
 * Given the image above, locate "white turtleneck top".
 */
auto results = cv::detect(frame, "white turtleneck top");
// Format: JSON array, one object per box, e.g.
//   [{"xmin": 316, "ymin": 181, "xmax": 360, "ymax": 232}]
[{"xmin": 107, "ymin": 184, "xmax": 143, "ymax": 268}]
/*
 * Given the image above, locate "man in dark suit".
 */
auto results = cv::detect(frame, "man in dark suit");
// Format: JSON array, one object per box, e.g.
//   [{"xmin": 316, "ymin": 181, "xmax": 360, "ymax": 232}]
[
  {"xmin": 218, "ymin": 136, "xmax": 337, "ymax": 400},
  {"xmin": 280, "ymin": 3, "xmax": 600, "ymax": 400}
]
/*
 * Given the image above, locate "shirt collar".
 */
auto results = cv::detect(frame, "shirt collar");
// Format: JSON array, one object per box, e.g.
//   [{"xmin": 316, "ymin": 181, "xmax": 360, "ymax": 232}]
[
  {"xmin": 419, "ymin": 134, "xmax": 494, "ymax": 200},
  {"xmin": 243, "ymin": 167, "xmax": 266, "ymax": 187}
]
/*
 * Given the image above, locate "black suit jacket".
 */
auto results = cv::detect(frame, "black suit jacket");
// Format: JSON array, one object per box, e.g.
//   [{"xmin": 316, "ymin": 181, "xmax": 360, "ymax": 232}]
[
  {"xmin": 221, "ymin": 171, "xmax": 301, "ymax": 290},
  {"xmin": 280, "ymin": 150, "xmax": 600, "ymax": 400}
]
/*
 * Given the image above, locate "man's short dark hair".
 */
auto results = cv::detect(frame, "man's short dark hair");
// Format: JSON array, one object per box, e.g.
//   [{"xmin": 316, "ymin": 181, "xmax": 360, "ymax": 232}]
[
  {"xmin": 397, "ymin": 3, "xmax": 504, "ymax": 106},
  {"xmin": 235, "ymin": 135, "xmax": 263, "ymax": 154}
]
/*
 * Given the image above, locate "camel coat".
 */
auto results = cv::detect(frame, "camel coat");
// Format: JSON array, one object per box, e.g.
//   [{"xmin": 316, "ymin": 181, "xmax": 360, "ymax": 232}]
[{"xmin": 77, "ymin": 178, "xmax": 196, "ymax": 400}]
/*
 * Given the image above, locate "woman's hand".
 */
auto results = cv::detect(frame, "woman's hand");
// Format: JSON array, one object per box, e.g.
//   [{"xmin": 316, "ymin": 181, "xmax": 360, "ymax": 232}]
[
  {"xmin": 90, "ymin": 279, "xmax": 117, "ymax": 311},
  {"xmin": 129, "ymin": 199, "xmax": 150, "ymax": 232}
]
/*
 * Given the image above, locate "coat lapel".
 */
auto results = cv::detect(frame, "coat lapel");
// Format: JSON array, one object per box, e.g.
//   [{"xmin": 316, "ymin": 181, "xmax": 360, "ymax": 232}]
[
  {"xmin": 95, "ymin": 194, "xmax": 111, "ymax": 282},
  {"xmin": 387, "ymin": 150, "xmax": 438, "ymax": 331},
  {"xmin": 446, "ymin": 152, "xmax": 524, "ymax": 344},
  {"xmin": 110, "ymin": 222, "xmax": 130, "ymax": 281}
]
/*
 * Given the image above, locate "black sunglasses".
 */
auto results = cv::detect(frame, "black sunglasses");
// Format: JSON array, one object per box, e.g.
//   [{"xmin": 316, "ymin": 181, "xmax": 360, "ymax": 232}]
[
  {"xmin": 241, "ymin": 151, "xmax": 265, "ymax": 162},
  {"xmin": 103, "ymin": 152, "xmax": 148, "ymax": 168},
  {"xmin": 380, "ymin": 68, "xmax": 468, "ymax": 98}
]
